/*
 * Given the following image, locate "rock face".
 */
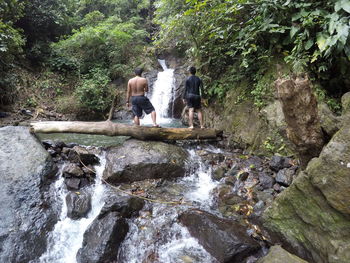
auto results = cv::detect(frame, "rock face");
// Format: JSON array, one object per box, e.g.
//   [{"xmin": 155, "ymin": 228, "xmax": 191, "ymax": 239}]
[
  {"xmin": 263, "ymin": 121, "xmax": 350, "ymax": 263},
  {"xmin": 0, "ymin": 126, "xmax": 59, "ymax": 263},
  {"xmin": 179, "ymin": 209, "xmax": 260, "ymax": 262},
  {"xmin": 76, "ymin": 212, "xmax": 129, "ymax": 263},
  {"xmin": 275, "ymin": 76, "xmax": 325, "ymax": 168},
  {"xmin": 258, "ymin": 246, "xmax": 308, "ymax": 263},
  {"xmin": 76, "ymin": 195, "xmax": 144, "ymax": 263},
  {"xmin": 103, "ymin": 139, "xmax": 188, "ymax": 184}
]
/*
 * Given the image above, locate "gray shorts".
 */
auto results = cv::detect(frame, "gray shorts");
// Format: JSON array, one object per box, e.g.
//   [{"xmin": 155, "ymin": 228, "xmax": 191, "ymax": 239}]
[{"xmin": 131, "ymin": 96, "xmax": 155, "ymax": 117}]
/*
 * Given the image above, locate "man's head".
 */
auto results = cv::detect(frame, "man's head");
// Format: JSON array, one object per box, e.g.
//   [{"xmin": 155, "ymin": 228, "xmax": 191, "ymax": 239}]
[
  {"xmin": 189, "ymin": 66, "xmax": 196, "ymax": 75},
  {"xmin": 134, "ymin": 68, "xmax": 143, "ymax": 76}
]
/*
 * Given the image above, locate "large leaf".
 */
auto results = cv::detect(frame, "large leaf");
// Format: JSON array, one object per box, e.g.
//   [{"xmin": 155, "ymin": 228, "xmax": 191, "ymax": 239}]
[
  {"xmin": 316, "ymin": 33, "xmax": 328, "ymax": 52},
  {"xmin": 335, "ymin": 0, "xmax": 350, "ymax": 13}
]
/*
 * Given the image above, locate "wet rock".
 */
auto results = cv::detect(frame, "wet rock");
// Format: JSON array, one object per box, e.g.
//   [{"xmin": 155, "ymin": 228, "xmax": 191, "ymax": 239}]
[
  {"xmin": 259, "ymin": 172, "xmax": 275, "ymax": 189},
  {"xmin": 103, "ymin": 139, "xmax": 188, "ymax": 185},
  {"xmin": 275, "ymin": 168, "xmax": 295, "ymax": 186},
  {"xmin": 68, "ymin": 146, "xmax": 99, "ymax": 165},
  {"xmin": 179, "ymin": 209, "xmax": 260, "ymax": 262},
  {"xmin": 238, "ymin": 171, "xmax": 249, "ymax": 181},
  {"xmin": 98, "ymin": 195, "xmax": 145, "ymax": 219},
  {"xmin": 66, "ymin": 191, "xmax": 92, "ymax": 220},
  {"xmin": 213, "ymin": 166, "xmax": 226, "ymax": 181},
  {"xmin": 224, "ymin": 176, "xmax": 237, "ymax": 186},
  {"xmin": 76, "ymin": 212, "xmax": 129, "ymax": 263},
  {"xmin": 65, "ymin": 178, "xmax": 81, "ymax": 190},
  {"xmin": 63, "ymin": 163, "xmax": 84, "ymax": 177},
  {"xmin": 227, "ymin": 164, "xmax": 239, "ymax": 176},
  {"xmin": 273, "ymin": 183, "xmax": 281, "ymax": 192},
  {"xmin": 269, "ymin": 155, "xmax": 291, "ymax": 171},
  {"xmin": 0, "ymin": 127, "xmax": 59, "ymax": 263},
  {"xmin": 257, "ymin": 245, "xmax": 308, "ymax": 263}
]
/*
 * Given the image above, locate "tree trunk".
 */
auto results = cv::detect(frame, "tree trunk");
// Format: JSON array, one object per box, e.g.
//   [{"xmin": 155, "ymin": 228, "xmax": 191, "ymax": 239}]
[{"xmin": 30, "ymin": 121, "xmax": 223, "ymax": 141}]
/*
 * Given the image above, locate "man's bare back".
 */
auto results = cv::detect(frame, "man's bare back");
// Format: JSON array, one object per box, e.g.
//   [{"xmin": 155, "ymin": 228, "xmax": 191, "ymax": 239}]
[{"xmin": 127, "ymin": 76, "xmax": 148, "ymax": 97}]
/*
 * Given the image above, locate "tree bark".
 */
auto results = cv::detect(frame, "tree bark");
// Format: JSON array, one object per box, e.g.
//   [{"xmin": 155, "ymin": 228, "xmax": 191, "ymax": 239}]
[{"xmin": 30, "ymin": 121, "xmax": 223, "ymax": 141}]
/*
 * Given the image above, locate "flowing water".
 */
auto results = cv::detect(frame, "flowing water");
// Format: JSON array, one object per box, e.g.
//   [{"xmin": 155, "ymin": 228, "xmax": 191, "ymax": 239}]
[
  {"xmin": 39, "ymin": 155, "xmax": 107, "ymax": 263},
  {"xmin": 142, "ymin": 59, "xmax": 176, "ymax": 126},
  {"xmin": 38, "ymin": 61, "xmax": 229, "ymax": 262}
]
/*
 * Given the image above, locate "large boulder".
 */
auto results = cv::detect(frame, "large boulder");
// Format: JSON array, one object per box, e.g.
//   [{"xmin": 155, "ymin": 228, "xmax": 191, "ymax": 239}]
[
  {"xmin": 103, "ymin": 139, "xmax": 188, "ymax": 184},
  {"xmin": 179, "ymin": 209, "xmax": 260, "ymax": 262},
  {"xmin": 263, "ymin": 121, "xmax": 350, "ymax": 263},
  {"xmin": 258, "ymin": 245, "xmax": 308, "ymax": 263},
  {"xmin": 0, "ymin": 126, "xmax": 59, "ymax": 263},
  {"xmin": 76, "ymin": 212, "xmax": 129, "ymax": 263}
]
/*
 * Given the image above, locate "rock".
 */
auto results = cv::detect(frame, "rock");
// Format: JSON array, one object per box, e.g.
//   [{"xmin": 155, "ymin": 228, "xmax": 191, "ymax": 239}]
[
  {"xmin": 66, "ymin": 191, "xmax": 92, "ymax": 220},
  {"xmin": 213, "ymin": 166, "xmax": 226, "ymax": 181},
  {"xmin": 263, "ymin": 121, "xmax": 350, "ymax": 263},
  {"xmin": 318, "ymin": 102, "xmax": 340, "ymax": 138},
  {"xmin": 103, "ymin": 139, "xmax": 188, "ymax": 185},
  {"xmin": 0, "ymin": 127, "xmax": 59, "ymax": 263},
  {"xmin": 65, "ymin": 178, "xmax": 81, "ymax": 190},
  {"xmin": 269, "ymin": 155, "xmax": 292, "ymax": 171},
  {"xmin": 179, "ymin": 209, "xmax": 260, "ymax": 262},
  {"xmin": 258, "ymin": 172, "xmax": 275, "ymax": 189},
  {"xmin": 275, "ymin": 168, "xmax": 295, "ymax": 186},
  {"xmin": 63, "ymin": 163, "xmax": 84, "ymax": 177},
  {"xmin": 224, "ymin": 176, "xmax": 237, "ymax": 186},
  {"xmin": 76, "ymin": 212, "xmax": 129, "ymax": 263},
  {"xmin": 258, "ymin": 245, "xmax": 308, "ymax": 263},
  {"xmin": 238, "ymin": 171, "xmax": 249, "ymax": 181},
  {"xmin": 275, "ymin": 76, "xmax": 325, "ymax": 168},
  {"xmin": 68, "ymin": 146, "xmax": 99, "ymax": 165},
  {"xmin": 98, "ymin": 195, "xmax": 145, "ymax": 219},
  {"xmin": 341, "ymin": 92, "xmax": 350, "ymax": 115}
]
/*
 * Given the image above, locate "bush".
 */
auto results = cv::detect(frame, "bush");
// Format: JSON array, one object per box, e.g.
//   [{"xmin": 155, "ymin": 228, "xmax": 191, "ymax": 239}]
[{"xmin": 75, "ymin": 68, "xmax": 112, "ymax": 112}]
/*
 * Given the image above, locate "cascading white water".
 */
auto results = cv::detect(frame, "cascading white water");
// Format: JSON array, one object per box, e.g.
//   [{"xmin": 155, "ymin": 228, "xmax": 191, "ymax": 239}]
[
  {"xmin": 142, "ymin": 59, "xmax": 175, "ymax": 125},
  {"xmin": 118, "ymin": 149, "xmax": 219, "ymax": 262},
  {"xmin": 39, "ymin": 154, "xmax": 106, "ymax": 263}
]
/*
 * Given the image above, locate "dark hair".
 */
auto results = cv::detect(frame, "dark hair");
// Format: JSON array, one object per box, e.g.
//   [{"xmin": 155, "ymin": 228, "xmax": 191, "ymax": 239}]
[
  {"xmin": 189, "ymin": 66, "xmax": 196, "ymax": 75},
  {"xmin": 134, "ymin": 68, "xmax": 143, "ymax": 76}
]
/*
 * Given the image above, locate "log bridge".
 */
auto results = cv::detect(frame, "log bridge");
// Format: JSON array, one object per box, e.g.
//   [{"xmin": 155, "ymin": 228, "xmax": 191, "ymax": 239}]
[{"xmin": 30, "ymin": 121, "xmax": 223, "ymax": 141}]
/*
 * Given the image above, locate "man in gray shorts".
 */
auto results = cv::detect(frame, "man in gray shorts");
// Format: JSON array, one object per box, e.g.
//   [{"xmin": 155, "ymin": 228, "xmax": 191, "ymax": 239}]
[{"xmin": 126, "ymin": 68, "xmax": 160, "ymax": 127}]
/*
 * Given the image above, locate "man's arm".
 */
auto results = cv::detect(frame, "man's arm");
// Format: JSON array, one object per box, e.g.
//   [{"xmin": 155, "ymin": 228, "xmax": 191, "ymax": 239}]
[
  {"xmin": 144, "ymin": 78, "xmax": 149, "ymax": 93},
  {"xmin": 183, "ymin": 79, "xmax": 189, "ymax": 99},
  {"xmin": 126, "ymin": 81, "xmax": 131, "ymax": 106}
]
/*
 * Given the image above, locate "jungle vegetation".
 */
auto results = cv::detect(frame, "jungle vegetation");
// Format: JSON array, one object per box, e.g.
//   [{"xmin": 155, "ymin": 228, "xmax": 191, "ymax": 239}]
[{"xmin": 1, "ymin": 0, "xmax": 349, "ymax": 113}]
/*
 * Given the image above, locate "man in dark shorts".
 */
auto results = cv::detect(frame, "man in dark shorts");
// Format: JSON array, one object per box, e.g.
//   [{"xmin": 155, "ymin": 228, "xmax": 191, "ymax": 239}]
[
  {"xmin": 126, "ymin": 68, "xmax": 159, "ymax": 127},
  {"xmin": 182, "ymin": 66, "xmax": 204, "ymax": 129}
]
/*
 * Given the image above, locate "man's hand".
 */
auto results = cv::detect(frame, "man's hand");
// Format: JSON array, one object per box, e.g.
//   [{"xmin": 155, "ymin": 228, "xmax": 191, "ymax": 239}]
[{"xmin": 126, "ymin": 102, "xmax": 130, "ymax": 108}]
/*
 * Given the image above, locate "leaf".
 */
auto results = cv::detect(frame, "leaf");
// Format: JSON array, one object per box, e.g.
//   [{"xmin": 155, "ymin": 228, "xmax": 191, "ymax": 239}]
[
  {"xmin": 304, "ymin": 39, "xmax": 314, "ymax": 50},
  {"xmin": 341, "ymin": 0, "xmax": 350, "ymax": 13},
  {"xmin": 316, "ymin": 33, "xmax": 328, "ymax": 52},
  {"xmin": 290, "ymin": 26, "xmax": 299, "ymax": 39}
]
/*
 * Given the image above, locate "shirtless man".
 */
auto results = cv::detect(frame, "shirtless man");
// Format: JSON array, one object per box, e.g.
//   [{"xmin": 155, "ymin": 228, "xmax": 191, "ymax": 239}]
[{"xmin": 126, "ymin": 68, "xmax": 159, "ymax": 127}]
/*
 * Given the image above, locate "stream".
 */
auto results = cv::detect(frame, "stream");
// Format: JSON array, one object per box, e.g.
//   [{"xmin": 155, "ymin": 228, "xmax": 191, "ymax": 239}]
[{"xmin": 35, "ymin": 60, "xmax": 280, "ymax": 263}]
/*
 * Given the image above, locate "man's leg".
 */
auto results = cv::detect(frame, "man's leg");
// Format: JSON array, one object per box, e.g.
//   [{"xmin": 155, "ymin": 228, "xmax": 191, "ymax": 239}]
[
  {"xmin": 151, "ymin": 111, "xmax": 159, "ymax": 127},
  {"xmin": 197, "ymin": 109, "xmax": 204, "ymax": 128},
  {"xmin": 133, "ymin": 115, "xmax": 140, "ymax": 125},
  {"xmin": 188, "ymin": 107, "xmax": 194, "ymax": 128}
]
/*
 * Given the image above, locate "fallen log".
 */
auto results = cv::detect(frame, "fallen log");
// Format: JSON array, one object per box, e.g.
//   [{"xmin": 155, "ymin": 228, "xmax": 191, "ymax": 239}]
[{"xmin": 30, "ymin": 121, "xmax": 223, "ymax": 141}]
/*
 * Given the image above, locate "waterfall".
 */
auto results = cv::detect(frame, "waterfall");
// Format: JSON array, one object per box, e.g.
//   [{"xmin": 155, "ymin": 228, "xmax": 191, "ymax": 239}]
[
  {"xmin": 142, "ymin": 59, "xmax": 176, "ymax": 125},
  {"xmin": 39, "ymin": 154, "xmax": 107, "ymax": 263}
]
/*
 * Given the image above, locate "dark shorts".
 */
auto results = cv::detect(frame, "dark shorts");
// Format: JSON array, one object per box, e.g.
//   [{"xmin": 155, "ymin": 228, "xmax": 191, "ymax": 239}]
[
  {"xmin": 131, "ymin": 96, "xmax": 155, "ymax": 117},
  {"xmin": 186, "ymin": 94, "xmax": 201, "ymax": 109}
]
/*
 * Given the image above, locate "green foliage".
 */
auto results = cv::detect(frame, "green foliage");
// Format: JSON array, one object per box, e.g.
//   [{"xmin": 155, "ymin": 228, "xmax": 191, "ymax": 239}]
[
  {"xmin": 51, "ymin": 18, "xmax": 147, "ymax": 78},
  {"xmin": 155, "ymin": 0, "xmax": 350, "ymax": 103},
  {"xmin": 75, "ymin": 68, "xmax": 112, "ymax": 112}
]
